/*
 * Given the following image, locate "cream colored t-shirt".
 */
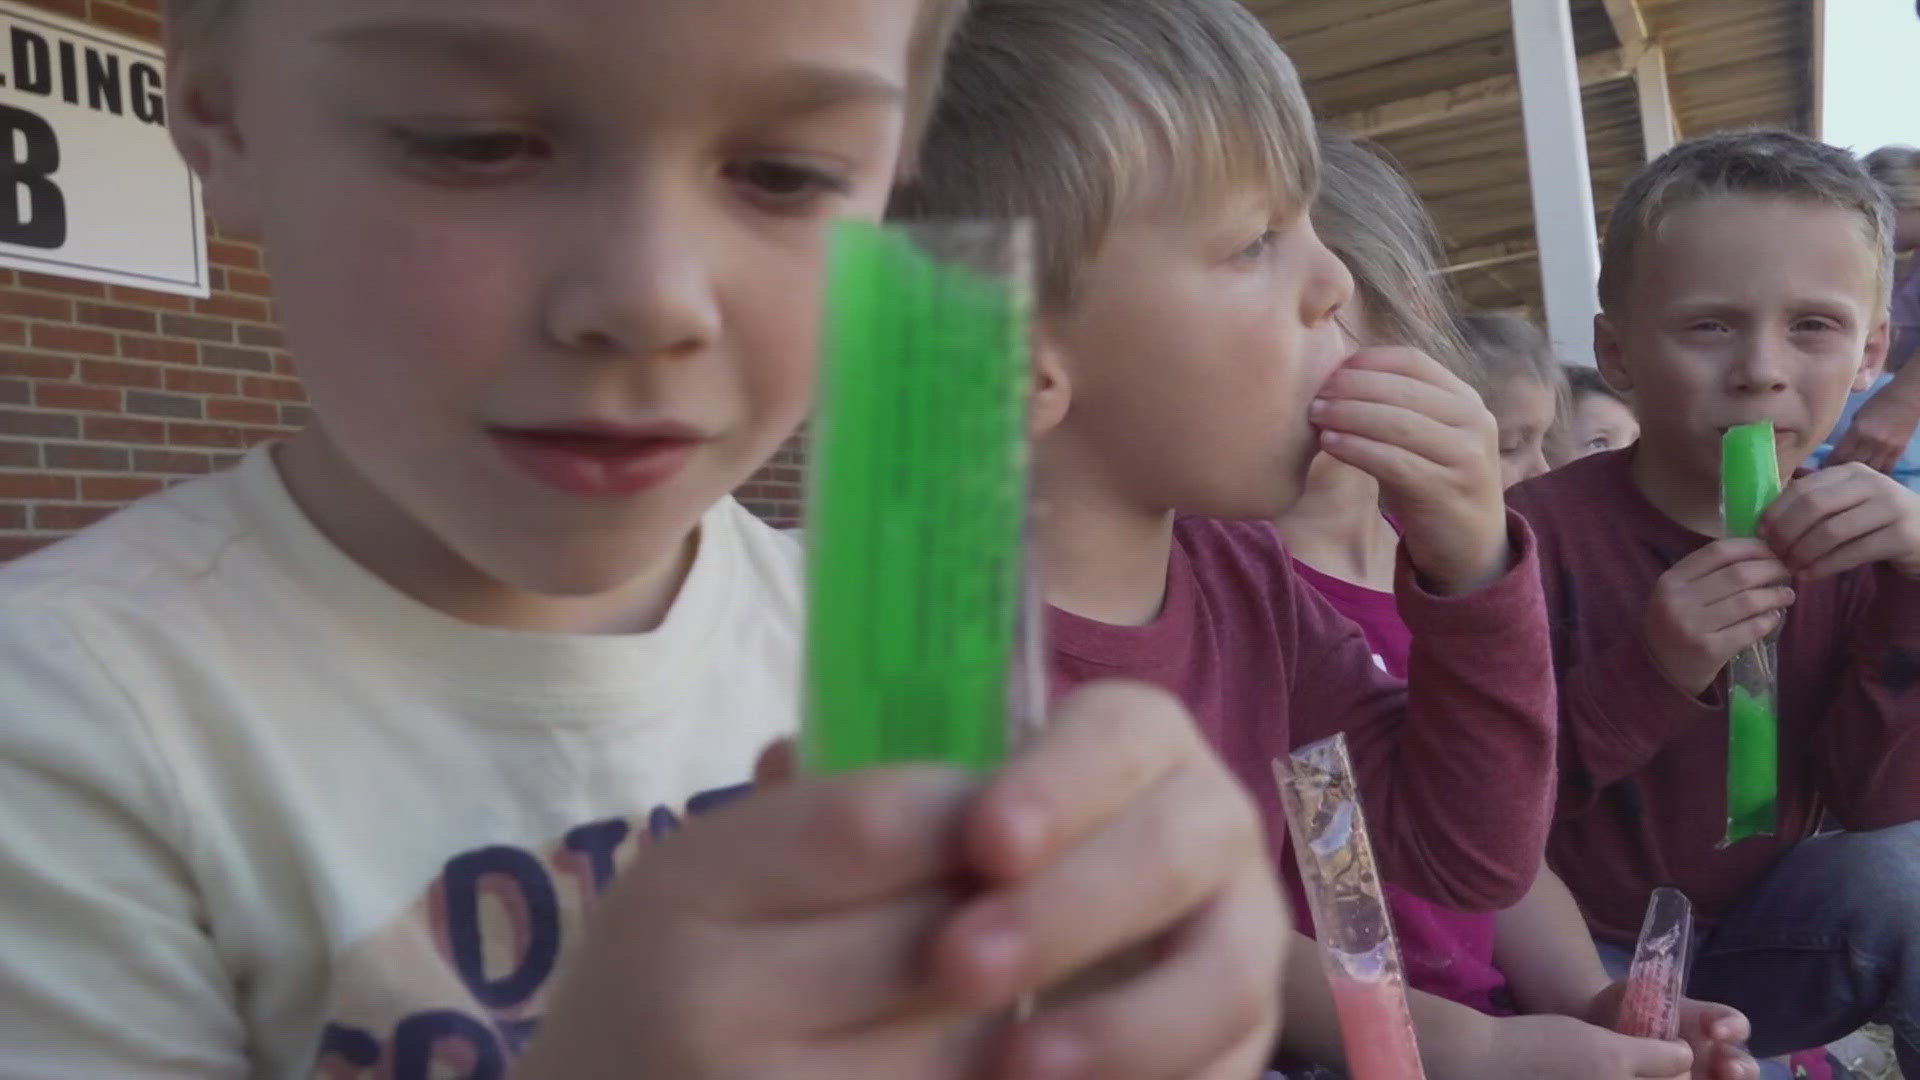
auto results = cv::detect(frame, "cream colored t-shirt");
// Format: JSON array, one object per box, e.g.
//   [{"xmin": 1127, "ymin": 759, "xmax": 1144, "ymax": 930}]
[{"xmin": 0, "ymin": 446, "xmax": 803, "ymax": 1078}]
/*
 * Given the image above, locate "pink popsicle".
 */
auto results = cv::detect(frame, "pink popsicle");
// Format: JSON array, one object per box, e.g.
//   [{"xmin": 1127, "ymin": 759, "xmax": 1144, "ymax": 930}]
[{"xmin": 1330, "ymin": 974, "xmax": 1426, "ymax": 1080}]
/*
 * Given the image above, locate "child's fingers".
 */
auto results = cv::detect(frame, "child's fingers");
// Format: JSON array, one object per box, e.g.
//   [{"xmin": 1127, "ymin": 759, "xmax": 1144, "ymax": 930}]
[
  {"xmin": 1689, "ymin": 560, "xmax": 1793, "ymax": 612},
  {"xmin": 936, "ymin": 764, "xmax": 1257, "ymax": 1007},
  {"xmin": 1702, "ymin": 607, "xmax": 1785, "ymax": 659},
  {"xmin": 1317, "ymin": 429, "xmax": 1463, "ymax": 495},
  {"xmin": 1772, "ymin": 500, "xmax": 1897, "ymax": 573},
  {"xmin": 966, "ymin": 681, "xmax": 1193, "ymax": 882},
  {"xmin": 1704, "ymin": 1043, "xmax": 1759, "ymax": 1080},
  {"xmin": 1317, "ymin": 367, "xmax": 1480, "ymax": 428},
  {"xmin": 1798, "ymin": 524, "xmax": 1909, "ymax": 580},
  {"xmin": 1699, "ymin": 584, "xmax": 1795, "ymax": 635},
  {"xmin": 1313, "ymin": 399, "xmax": 1467, "ymax": 467},
  {"xmin": 734, "ymin": 891, "xmax": 962, "ymax": 1035},
  {"xmin": 1761, "ymin": 467, "xmax": 1876, "ymax": 548},
  {"xmin": 995, "ymin": 870, "xmax": 1280, "ymax": 1080},
  {"xmin": 1664, "ymin": 539, "xmax": 1782, "ymax": 586},
  {"xmin": 1340, "ymin": 344, "xmax": 1472, "ymax": 393},
  {"xmin": 657, "ymin": 767, "xmax": 975, "ymax": 921}
]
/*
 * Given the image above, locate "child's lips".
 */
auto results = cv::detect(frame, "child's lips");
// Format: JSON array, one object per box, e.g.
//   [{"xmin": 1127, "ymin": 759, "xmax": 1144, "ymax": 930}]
[{"xmin": 488, "ymin": 421, "xmax": 705, "ymax": 497}]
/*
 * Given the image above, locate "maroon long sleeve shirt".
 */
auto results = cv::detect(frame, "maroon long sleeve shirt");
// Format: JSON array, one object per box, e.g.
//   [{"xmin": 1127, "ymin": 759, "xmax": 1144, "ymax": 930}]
[
  {"xmin": 1508, "ymin": 449, "xmax": 1920, "ymax": 942},
  {"xmin": 1047, "ymin": 515, "xmax": 1558, "ymax": 914}
]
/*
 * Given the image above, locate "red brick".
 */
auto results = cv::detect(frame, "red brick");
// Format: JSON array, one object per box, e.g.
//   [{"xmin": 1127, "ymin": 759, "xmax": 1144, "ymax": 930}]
[
  {"xmin": 30, "ymin": 324, "xmax": 117, "ymax": 355},
  {"xmin": 0, "ymin": 473, "xmax": 75, "ymax": 499},
  {"xmin": 0, "ymin": 505, "xmax": 23, "ymax": 530},
  {"xmin": 201, "ymin": 345, "xmax": 274, "ymax": 372},
  {"xmin": 167, "ymin": 421, "xmax": 248, "ymax": 449},
  {"xmin": 0, "ymin": 409, "xmax": 77, "ymax": 438},
  {"xmin": 164, "ymin": 368, "xmax": 238, "ymax": 396},
  {"xmin": 127, "ymin": 390, "xmax": 203, "ymax": 419},
  {"xmin": 241, "ymin": 376, "xmax": 307, "ymax": 402},
  {"xmin": 0, "ymin": 319, "xmax": 25, "ymax": 345},
  {"xmin": 0, "ymin": 537, "xmax": 52, "ymax": 561},
  {"xmin": 0, "ymin": 351, "xmax": 75, "ymax": 380},
  {"xmin": 33, "ymin": 504, "xmax": 113, "ymax": 531},
  {"xmin": 0, "ymin": 378, "xmax": 26, "ymax": 405},
  {"xmin": 238, "ymin": 324, "xmax": 285, "ymax": 349},
  {"xmin": 17, "ymin": 272, "xmax": 105, "ymax": 298},
  {"xmin": 107, "ymin": 285, "xmax": 195, "ymax": 312},
  {"xmin": 120, "ymin": 335, "xmax": 201, "ymax": 365},
  {"xmin": 225, "ymin": 271, "xmax": 275, "ymax": 298},
  {"xmin": 195, "ymin": 294, "xmax": 272, "ymax": 323},
  {"xmin": 34, "ymin": 383, "xmax": 122, "ymax": 412},
  {"xmin": 133, "ymin": 448, "xmax": 212, "ymax": 474},
  {"xmin": 0, "ymin": 292, "xmax": 73, "ymax": 321},
  {"xmin": 207, "ymin": 398, "xmax": 281, "ymax": 425},
  {"xmin": 207, "ymin": 240, "xmax": 262, "ymax": 271},
  {"xmin": 14, "ymin": 0, "xmax": 87, "ymax": 20},
  {"xmin": 272, "ymin": 353, "xmax": 299, "ymax": 376},
  {"xmin": 90, "ymin": 3, "xmax": 162, "ymax": 39},
  {"xmin": 80, "ymin": 358, "xmax": 165, "ymax": 389},
  {"xmin": 161, "ymin": 314, "xmax": 234, "ymax": 343},
  {"xmin": 82, "ymin": 475, "xmax": 166, "ymax": 502},
  {"xmin": 44, "ymin": 444, "xmax": 130, "ymax": 471},
  {"xmin": 83, "ymin": 415, "xmax": 166, "ymax": 444},
  {"xmin": 0, "ymin": 440, "xmax": 37, "ymax": 468},
  {"xmin": 76, "ymin": 303, "xmax": 158, "ymax": 334}
]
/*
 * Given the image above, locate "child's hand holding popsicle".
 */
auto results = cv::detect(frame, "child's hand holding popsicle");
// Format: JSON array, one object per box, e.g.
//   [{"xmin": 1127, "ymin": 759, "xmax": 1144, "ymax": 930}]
[
  {"xmin": 1641, "ymin": 539, "xmax": 1794, "ymax": 697},
  {"xmin": 518, "ymin": 682, "xmax": 1286, "ymax": 1080},
  {"xmin": 1582, "ymin": 985, "xmax": 1757, "ymax": 1080},
  {"xmin": 1759, "ymin": 461, "xmax": 1920, "ymax": 581}
]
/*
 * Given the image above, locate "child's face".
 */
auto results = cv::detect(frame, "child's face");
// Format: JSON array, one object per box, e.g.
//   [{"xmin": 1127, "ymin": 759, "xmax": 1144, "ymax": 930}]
[
  {"xmin": 178, "ymin": 0, "xmax": 917, "ymax": 595},
  {"xmin": 1042, "ymin": 189, "xmax": 1355, "ymax": 518},
  {"xmin": 1598, "ymin": 194, "xmax": 1889, "ymax": 487},
  {"xmin": 1567, "ymin": 391, "xmax": 1639, "ymax": 459},
  {"xmin": 1490, "ymin": 375, "xmax": 1556, "ymax": 488}
]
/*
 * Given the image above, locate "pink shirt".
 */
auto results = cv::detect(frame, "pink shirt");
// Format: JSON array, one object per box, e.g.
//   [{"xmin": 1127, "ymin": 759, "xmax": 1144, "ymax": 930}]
[{"xmin": 1292, "ymin": 556, "xmax": 1512, "ymax": 1015}]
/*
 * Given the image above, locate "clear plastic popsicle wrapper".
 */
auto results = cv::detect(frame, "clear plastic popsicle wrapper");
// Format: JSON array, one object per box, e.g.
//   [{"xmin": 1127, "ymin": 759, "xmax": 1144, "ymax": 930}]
[
  {"xmin": 1275, "ymin": 735, "xmax": 1428, "ymax": 1080},
  {"xmin": 1614, "ymin": 887, "xmax": 1694, "ymax": 1039},
  {"xmin": 802, "ymin": 219, "xmax": 1035, "ymax": 775},
  {"xmin": 1721, "ymin": 421, "xmax": 1782, "ymax": 844}
]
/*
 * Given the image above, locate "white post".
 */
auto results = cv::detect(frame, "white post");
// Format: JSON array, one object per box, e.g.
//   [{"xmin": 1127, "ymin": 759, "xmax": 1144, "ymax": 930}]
[
  {"xmin": 1510, "ymin": 0, "xmax": 1602, "ymax": 367},
  {"xmin": 1635, "ymin": 45, "xmax": 1678, "ymax": 160}
]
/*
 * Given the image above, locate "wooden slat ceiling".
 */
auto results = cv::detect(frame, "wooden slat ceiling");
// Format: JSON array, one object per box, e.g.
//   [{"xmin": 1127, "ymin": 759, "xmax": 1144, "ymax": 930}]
[{"xmin": 1247, "ymin": 0, "xmax": 1817, "ymax": 314}]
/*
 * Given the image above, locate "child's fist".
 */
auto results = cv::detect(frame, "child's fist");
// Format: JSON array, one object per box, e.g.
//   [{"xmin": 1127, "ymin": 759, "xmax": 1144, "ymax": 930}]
[
  {"xmin": 1586, "ymin": 982, "xmax": 1758, "ymax": 1080},
  {"xmin": 1311, "ymin": 347, "xmax": 1510, "ymax": 594},
  {"xmin": 1484, "ymin": 1013, "xmax": 1696, "ymax": 1079},
  {"xmin": 1642, "ymin": 539, "xmax": 1794, "ymax": 696},
  {"xmin": 1760, "ymin": 463, "xmax": 1920, "ymax": 580},
  {"xmin": 948, "ymin": 682, "xmax": 1287, "ymax": 1079}
]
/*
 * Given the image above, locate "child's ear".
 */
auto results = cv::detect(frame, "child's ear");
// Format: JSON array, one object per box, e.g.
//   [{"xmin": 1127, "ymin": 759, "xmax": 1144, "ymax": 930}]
[
  {"xmin": 1029, "ymin": 324, "xmax": 1073, "ymax": 438},
  {"xmin": 167, "ymin": 48, "xmax": 262, "ymax": 239},
  {"xmin": 1855, "ymin": 315, "xmax": 1892, "ymax": 392},
  {"xmin": 1594, "ymin": 313, "xmax": 1634, "ymax": 393}
]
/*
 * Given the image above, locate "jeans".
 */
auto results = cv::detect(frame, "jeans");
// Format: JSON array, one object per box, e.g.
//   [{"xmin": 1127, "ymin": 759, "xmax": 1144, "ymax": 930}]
[{"xmin": 1682, "ymin": 823, "xmax": 1920, "ymax": 1075}]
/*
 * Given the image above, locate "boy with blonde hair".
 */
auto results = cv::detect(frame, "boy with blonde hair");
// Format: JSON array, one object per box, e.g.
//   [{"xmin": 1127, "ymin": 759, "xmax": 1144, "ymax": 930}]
[
  {"xmin": 1510, "ymin": 130, "xmax": 1920, "ymax": 1072},
  {"xmin": 893, "ymin": 1, "xmax": 1689, "ymax": 1074},
  {"xmin": 0, "ymin": 1, "xmax": 1289, "ymax": 1076}
]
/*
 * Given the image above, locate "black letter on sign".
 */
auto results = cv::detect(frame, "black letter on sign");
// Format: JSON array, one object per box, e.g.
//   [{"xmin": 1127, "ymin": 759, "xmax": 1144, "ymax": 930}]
[
  {"xmin": 391, "ymin": 1011, "xmax": 505, "ymax": 1080},
  {"xmin": 85, "ymin": 50, "xmax": 123, "ymax": 116},
  {"xmin": 9, "ymin": 29, "xmax": 49, "ymax": 96},
  {"xmin": 130, "ymin": 63, "xmax": 165, "ymax": 125},
  {"xmin": 0, "ymin": 105, "xmax": 65, "ymax": 249},
  {"xmin": 441, "ymin": 846, "xmax": 561, "ymax": 1010}
]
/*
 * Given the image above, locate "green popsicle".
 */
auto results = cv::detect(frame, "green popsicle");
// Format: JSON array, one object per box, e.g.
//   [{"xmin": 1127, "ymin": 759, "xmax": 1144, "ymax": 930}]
[
  {"xmin": 1720, "ymin": 421, "xmax": 1781, "ymax": 843},
  {"xmin": 801, "ymin": 220, "xmax": 1032, "ymax": 775}
]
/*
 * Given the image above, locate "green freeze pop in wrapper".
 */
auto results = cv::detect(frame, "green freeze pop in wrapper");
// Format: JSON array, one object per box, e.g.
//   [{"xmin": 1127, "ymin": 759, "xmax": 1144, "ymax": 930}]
[
  {"xmin": 1721, "ymin": 421, "xmax": 1781, "ymax": 844},
  {"xmin": 802, "ymin": 220, "xmax": 1034, "ymax": 775}
]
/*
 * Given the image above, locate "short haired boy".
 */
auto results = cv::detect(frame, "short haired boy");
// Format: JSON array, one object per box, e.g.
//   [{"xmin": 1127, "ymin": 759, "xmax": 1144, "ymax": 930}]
[
  {"xmin": 1509, "ymin": 131, "xmax": 1920, "ymax": 1071},
  {"xmin": 897, "ymin": 0, "xmax": 1582, "ymax": 1073},
  {"xmin": 0, "ymin": 2, "xmax": 1288, "ymax": 1076}
]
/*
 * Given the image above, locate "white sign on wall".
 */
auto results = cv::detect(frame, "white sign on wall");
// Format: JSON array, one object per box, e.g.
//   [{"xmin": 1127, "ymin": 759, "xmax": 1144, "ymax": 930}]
[{"xmin": 0, "ymin": 2, "xmax": 207, "ymax": 297}]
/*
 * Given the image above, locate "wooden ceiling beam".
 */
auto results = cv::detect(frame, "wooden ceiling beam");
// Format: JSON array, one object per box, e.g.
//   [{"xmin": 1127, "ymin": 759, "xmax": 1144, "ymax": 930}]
[
  {"xmin": 1601, "ymin": 0, "xmax": 1680, "ymax": 160},
  {"xmin": 1333, "ymin": 47, "xmax": 1631, "ymax": 139}
]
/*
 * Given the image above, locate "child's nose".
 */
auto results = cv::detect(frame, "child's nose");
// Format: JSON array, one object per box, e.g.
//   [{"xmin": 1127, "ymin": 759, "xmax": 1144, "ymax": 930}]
[
  {"xmin": 1303, "ymin": 237, "xmax": 1355, "ymax": 329},
  {"xmin": 1727, "ymin": 336, "xmax": 1791, "ymax": 394},
  {"xmin": 543, "ymin": 187, "xmax": 720, "ymax": 360}
]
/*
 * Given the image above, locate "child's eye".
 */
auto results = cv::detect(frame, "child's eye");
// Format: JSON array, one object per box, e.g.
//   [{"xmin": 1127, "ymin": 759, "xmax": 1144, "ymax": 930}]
[
  {"xmin": 1791, "ymin": 318, "xmax": 1839, "ymax": 333},
  {"xmin": 391, "ymin": 127, "xmax": 552, "ymax": 180},
  {"xmin": 1235, "ymin": 230, "xmax": 1280, "ymax": 262},
  {"xmin": 1585, "ymin": 435, "xmax": 1611, "ymax": 450},
  {"xmin": 723, "ymin": 159, "xmax": 851, "ymax": 211},
  {"xmin": 1686, "ymin": 320, "xmax": 1730, "ymax": 334}
]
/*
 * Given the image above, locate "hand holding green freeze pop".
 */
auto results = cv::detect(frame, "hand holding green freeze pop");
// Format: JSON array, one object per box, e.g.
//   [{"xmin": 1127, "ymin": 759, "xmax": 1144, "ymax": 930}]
[
  {"xmin": 1721, "ymin": 422, "xmax": 1781, "ymax": 844},
  {"xmin": 802, "ymin": 220, "xmax": 1032, "ymax": 775}
]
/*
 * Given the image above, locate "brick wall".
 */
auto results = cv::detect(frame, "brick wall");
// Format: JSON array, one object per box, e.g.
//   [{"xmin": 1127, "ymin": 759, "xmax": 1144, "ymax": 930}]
[{"xmin": 0, "ymin": 0, "xmax": 805, "ymax": 563}]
